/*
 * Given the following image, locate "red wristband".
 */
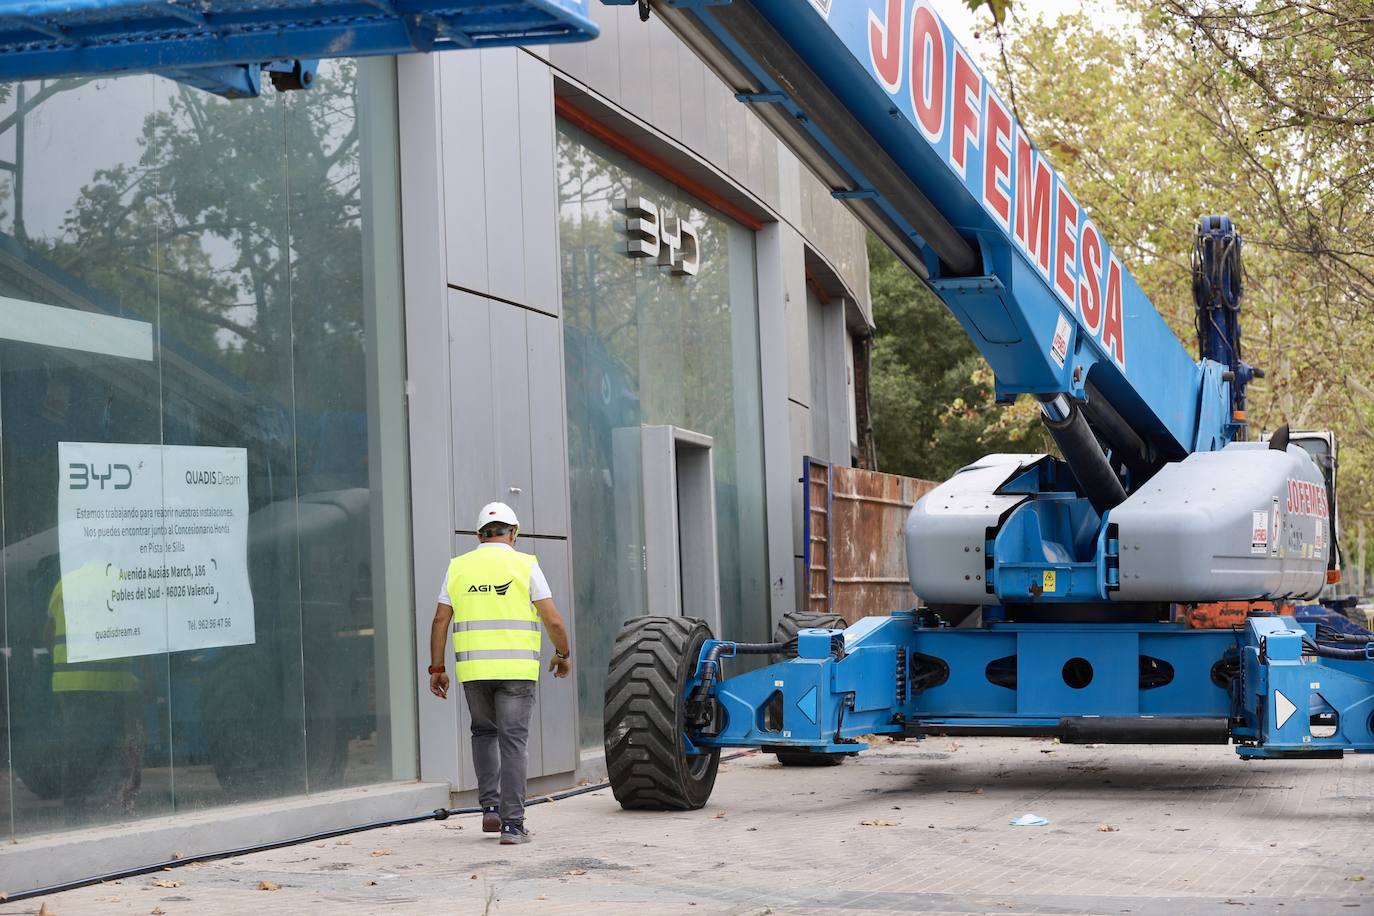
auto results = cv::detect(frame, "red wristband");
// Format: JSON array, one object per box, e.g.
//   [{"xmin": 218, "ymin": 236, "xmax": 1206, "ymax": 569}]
[{"xmin": 428, "ymin": 664, "xmax": 445, "ymax": 675}]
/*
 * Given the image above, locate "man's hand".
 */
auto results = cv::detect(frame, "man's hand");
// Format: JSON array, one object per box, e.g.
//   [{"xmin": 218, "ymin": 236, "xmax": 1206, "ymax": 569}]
[
  {"xmin": 548, "ymin": 654, "xmax": 571, "ymax": 678},
  {"xmin": 430, "ymin": 671, "xmax": 450, "ymax": 699}
]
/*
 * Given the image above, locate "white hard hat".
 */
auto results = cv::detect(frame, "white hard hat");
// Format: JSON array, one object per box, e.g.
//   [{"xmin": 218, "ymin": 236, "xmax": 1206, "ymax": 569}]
[{"xmin": 477, "ymin": 501, "xmax": 520, "ymax": 530}]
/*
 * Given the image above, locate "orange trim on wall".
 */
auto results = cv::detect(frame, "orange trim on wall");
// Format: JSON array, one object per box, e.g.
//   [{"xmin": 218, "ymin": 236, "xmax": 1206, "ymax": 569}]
[{"xmin": 554, "ymin": 95, "xmax": 766, "ymax": 232}]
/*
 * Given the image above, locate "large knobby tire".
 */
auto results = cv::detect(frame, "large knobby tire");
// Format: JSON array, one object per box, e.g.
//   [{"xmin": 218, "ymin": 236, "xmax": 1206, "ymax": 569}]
[
  {"xmin": 770, "ymin": 611, "xmax": 850, "ymax": 767},
  {"xmin": 604, "ymin": 615, "xmax": 720, "ymax": 810}
]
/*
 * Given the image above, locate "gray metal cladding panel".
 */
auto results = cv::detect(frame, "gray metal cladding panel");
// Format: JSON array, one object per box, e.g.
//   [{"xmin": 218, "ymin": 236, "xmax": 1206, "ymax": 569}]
[
  {"xmin": 806, "ymin": 291, "xmax": 829, "ymax": 455},
  {"xmin": 649, "ymin": 22, "xmax": 683, "ymax": 139},
  {"xmin": 588, "ymin": 4, "xmax": 623, "ymax": 99},
  {"xmin": 702, "ymin": 73, "xmax": 729, "ymax": 168},
  {"xmin": 726, "ymin": 96, "xmax": 748, "ymax": 180},
  {"xmin": 480, "ymin": 49, "xmax": 528, "ymax": 306},
  {"xmin": 825, "ymin": 307, "xmax": 852, "ymax": 464},
  {"xmin": 777, "ymin": 146, "xmax": 801, "ymax": 225},
  {"xmin": 490, "ymin": 303, "xmax": 536, "ymax": 526},
  {"xmin": 679, "ymin": 47, "xmax": 707, "ymax": 152},
  {"xmin": 441, "ymin": 51, "xmax": 489, "ymax": 292},
  {"xmin": 745, "ymin": 112, "xmax": 765, "ymax": 203},
  {"xmin": 525, "ymin": 311, "xmax": 570, "ymax": 538},
  {"xmin": 788, "ymin": 399, "xmax": 812, "ymax": 558},
  {"xmin": 617, "ymin": 9, "xmax": 653, "ymax": 121},
  {"xmin": 785, "ymin": 236, "xmax": 811, "ymax": 405},
  {"xmin": 529, "ymin": 538, "xmax": 578, "ymax": 775},
  {"xmin": 905, "ymin": 455, "xmax": 1043, "ymax": 604},
  {"xmin": 447, "ymin": 290, "xmax": 500, "ymax": 531},
  {"xmin": 1111, "ymin": 443, "xmax": 1328, "ymax": 601},
  {"xmin": 517, "ymin": 52, "xmax": 561, "ymax": 318}
]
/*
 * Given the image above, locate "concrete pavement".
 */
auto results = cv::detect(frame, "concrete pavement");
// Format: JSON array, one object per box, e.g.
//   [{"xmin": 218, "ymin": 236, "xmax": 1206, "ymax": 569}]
[{"xmin": 10, "ymin": 737, "xmax": 1374, "ymax": 915}]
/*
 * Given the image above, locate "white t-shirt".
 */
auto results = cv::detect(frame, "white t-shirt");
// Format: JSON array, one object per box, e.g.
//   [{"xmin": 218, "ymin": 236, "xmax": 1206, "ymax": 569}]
[{"xmin": 437, "ymin": 542, "xmax": 552, "ymax": 606}]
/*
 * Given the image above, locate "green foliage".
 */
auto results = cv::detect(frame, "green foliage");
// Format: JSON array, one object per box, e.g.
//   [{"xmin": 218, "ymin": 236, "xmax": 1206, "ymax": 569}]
[{"xmin": 867, "ymin": 235, "xmax": 1043, "ymax": 480}]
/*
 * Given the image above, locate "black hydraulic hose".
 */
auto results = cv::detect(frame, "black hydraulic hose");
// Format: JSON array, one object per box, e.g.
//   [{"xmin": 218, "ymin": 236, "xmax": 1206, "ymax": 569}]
[
  {"xmin": 1040, "ymin": 397, "xmax": 1128, "ymax": 514},
  {"xmin": 1304, "ymin": 638, "xmax": 1373, "ymax": 661},
  {"xmin": 5, "ymin": 751, "xmax": 758, "ymax": 904}
]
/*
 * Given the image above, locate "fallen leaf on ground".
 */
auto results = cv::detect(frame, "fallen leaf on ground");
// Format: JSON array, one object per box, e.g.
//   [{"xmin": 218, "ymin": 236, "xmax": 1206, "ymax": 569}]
[
  {"xmin": 1098, "ymin": 824, "xmax": 1119, "ymax": 832},
  {"xmin": 365, "ymin": 880, "xmax": 379, "ymax": 887},
  {"xmin": 470, "ymin": 874, "xmax": 478, "ymax": 880},
  {"xmin": 336, "ymin": 840, "xmax": 352, "ymax": 846},
  {"xmin": 860, "ymin": 819, "xmax": 897, "ymax": 827},
  {"xmin": 369, "ymin": 849, "xmax": 393, "ymax": 857},
  {"xmin": 567, "ymin": 868, "xmax": 588, "ymax": 876},
  {"xmin": 258, "ymin": 880, "xmax": 281, "ymax": 891},
  {"xmin": 151, "ymin": 909, "xmax": 166, "ymax": 915},
  {"xmin": 1350, "ymin": 876, "xmax": 1366, "ymax": 882},
  {"xmin": 152, "ymin": 879, "xmax": 180, "ymax": 888},
  {"xmin": 946, "ymin": 742, "xmax": 960, "ymax": 752}
]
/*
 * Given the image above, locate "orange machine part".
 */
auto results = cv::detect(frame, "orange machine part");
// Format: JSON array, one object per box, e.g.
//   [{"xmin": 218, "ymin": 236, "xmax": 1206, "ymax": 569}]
[{"xmin": 1182, "ymin": 601, "xmax": 1292, "ymax": 629}]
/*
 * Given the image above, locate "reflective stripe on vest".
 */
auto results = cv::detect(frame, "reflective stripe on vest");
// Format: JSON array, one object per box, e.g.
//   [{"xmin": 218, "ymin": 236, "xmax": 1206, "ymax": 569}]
[{"xmin": 446, "ymin": 547, "xmax": 541, "ymax": 682}]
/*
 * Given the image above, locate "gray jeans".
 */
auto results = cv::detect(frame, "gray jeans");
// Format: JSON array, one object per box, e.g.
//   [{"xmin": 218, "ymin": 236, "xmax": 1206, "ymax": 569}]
[{"xmin": 462, "ymin": 679, "xmax": 536, "ymax": 825}]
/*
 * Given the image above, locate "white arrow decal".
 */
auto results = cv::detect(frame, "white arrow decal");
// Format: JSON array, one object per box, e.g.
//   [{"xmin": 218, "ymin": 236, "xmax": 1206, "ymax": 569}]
[{"xmin": 1275, "ymin": 690, "xmax": 1297, "ymax": 729}]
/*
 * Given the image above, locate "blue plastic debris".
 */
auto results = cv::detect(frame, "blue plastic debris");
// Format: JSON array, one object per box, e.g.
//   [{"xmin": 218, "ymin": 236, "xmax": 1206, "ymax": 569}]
[{"xmin": 1009, "ymin": 813, "xmax": 1049, "ymax": 827}]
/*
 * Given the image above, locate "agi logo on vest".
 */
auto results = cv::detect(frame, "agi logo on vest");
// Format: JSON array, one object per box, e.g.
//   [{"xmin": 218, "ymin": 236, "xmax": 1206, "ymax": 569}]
[{"xmin": 467, "ymin": 579, "xmax": 513, "ymax": 596}]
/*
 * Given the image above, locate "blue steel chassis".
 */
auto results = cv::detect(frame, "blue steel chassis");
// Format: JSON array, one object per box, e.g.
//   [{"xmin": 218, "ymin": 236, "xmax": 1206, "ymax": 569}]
[{"xmin": 687, "ymin": 613, "xmax": 1374, "ymax": 760}]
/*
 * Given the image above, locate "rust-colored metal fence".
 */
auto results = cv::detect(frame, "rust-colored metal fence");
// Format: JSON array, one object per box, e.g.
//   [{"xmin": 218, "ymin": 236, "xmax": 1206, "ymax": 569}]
[{"xmin": 802, "ymin": 458, "xmax": 937, "ymax": 623}]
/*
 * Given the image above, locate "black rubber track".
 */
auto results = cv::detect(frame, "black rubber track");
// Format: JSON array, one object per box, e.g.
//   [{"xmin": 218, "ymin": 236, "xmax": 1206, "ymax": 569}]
[
  {"xmin": 771, "ymin": 610, "xmax": 849, "ymax": 767},
  {"xmin": 604, "ymin": 615, "xmax": 720, "ymax": 810}
]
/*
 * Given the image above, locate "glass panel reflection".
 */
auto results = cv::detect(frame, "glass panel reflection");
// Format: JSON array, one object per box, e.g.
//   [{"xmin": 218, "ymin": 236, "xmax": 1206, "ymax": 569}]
[
  {"xmin": 0, "ymin": 58, "xmax": 412, "ymax": 841},
  {"xmin": 557, "ymin": 122, "xmax": 768, "ymax": 751}
]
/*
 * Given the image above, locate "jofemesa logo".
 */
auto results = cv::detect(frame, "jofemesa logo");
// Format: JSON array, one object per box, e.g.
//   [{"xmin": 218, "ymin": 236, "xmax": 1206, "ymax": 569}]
[
  {"xmin": 467, "ymin": 580, "xmax": 513, "ymax": 596},
  {"xmin": 68, "ymin": 463, "xmax": 133, "ymax": 490}
]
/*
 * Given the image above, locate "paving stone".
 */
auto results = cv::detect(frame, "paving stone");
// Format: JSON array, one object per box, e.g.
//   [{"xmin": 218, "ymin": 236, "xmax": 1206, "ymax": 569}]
[{"xmin": 17, "ymin": 739, "xmax": 1374, "ymax": 915}]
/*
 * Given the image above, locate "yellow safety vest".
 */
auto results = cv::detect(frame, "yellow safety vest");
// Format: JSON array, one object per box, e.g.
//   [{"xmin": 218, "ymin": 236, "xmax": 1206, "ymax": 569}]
[
  {"xmin": 50, "ymin": 577, "xmax": 138, "ymax": 693},
  {"xmin": 446, "ymin": 547, "xmax": 541, "ymax": 682}
]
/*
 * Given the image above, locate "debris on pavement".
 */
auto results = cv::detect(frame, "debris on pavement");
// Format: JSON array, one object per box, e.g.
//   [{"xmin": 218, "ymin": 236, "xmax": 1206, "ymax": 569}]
[
  {"xmin": 860, "ymin": 819, "xmax": 897, "ymax": 826},
  {"xmin": 1098, "ymin": 824, "xmax": 1119, "ymax": 832},
  {"xmin": 257, "ymin": 880, "xmax": 281, "ymax": 891},
  {"xmin": 1009, "ymin": 813, "xmax": 1049, "ymax": 827}
]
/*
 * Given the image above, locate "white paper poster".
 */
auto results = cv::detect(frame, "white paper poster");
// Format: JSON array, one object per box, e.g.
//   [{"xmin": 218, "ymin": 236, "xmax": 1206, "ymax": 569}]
[{"xmin": 57, "ymin": 441, "xmax": 254, "ymax": 662}]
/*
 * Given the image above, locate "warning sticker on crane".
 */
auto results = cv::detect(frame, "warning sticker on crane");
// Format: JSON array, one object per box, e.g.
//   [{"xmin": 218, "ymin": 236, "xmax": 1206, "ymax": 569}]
[
  {"xmin": 1050, "ymin": 314, "xmax": 1070, "ymax": 369},
  {"xmin": 1251, "ymin": 511, "xmax": 1269, "ymax": 555}
]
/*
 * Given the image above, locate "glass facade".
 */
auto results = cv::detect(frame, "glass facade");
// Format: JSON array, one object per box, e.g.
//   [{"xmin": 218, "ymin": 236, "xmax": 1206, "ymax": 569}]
[
  {"xmin": 0, "ymin": 59, "xmax": 416, "ymax": 840},
  {"xmin": 557, "ymin": 122, "xmax": 769, "ymax": 750}
]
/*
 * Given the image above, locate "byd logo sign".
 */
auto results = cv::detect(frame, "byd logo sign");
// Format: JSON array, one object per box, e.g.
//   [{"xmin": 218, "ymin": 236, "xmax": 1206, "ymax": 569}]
[
  {"xmin": 614, "ymin": 196, "xmax": 701, "ymax": 277},
  {"xmin": 69, "ymin": 463, "xmax": 133, "ymax": 490}
]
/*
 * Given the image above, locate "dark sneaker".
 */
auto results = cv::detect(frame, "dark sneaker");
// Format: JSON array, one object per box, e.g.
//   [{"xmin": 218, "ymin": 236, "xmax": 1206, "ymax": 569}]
[
  {"xmin": 499, "ymin": 823, "xmax": 531, "ymax": 845},
  {"xmin": 481, "ymin": 807, "xmax": 501, "ymax": 833}
]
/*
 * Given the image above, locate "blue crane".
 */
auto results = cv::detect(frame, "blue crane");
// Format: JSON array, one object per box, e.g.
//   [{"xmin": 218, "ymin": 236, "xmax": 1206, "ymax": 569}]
[
  {"xmin": 595, "ymin": 0, "xmax": 1367, "ymax": 809},
  {"xmin": 0, "ymin": 0, "xmax": 1364, "ymax": 807}
]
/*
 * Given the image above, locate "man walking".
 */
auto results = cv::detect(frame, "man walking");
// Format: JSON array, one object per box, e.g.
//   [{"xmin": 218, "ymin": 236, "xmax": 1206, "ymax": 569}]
[{"xmin": 428, "ymin": 502, "xmax": 572, "ymax": 845}]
